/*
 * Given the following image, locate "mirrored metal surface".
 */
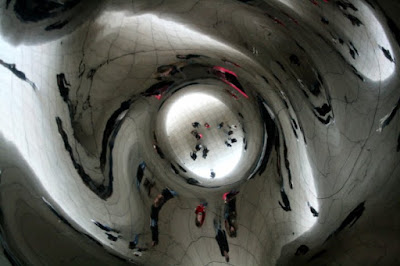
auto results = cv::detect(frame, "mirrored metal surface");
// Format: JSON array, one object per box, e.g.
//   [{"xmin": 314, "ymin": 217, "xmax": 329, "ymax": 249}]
[{"xmin": 0, "ymin": 0, "xmax": 399, "ymax": 265}]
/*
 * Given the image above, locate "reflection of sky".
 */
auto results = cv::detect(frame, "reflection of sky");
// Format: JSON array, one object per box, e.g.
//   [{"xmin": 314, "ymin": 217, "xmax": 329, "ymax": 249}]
[{"xmin": 165, "ymin": 93, "xmax": 243, "ymax": 179}]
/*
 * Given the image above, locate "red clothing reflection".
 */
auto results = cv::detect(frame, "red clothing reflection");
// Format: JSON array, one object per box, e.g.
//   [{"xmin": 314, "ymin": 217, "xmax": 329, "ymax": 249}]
[{"xmin": 195, "ymin": 204, "xmax": 206, "ymax": 227}]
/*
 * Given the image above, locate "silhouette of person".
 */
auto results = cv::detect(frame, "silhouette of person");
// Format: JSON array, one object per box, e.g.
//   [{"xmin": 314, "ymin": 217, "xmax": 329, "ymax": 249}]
[
  {"xmin": 149, "ymin": 188, "xmax": 177, "ymax": 246},
  {"xmin": 223, "ymin": 190, "xmax": 239, "ymax": 237},
  {"xmin": 202, "ymin": 147, "xmax": 209, "ymax": 158},
  {"xmin": 150, "ymin": 194, "xmax": 163, "ymax": 246},
  {"xmin": 214, "ymin": 219, "xmax": 230, "ymax": 262},
  {"xmin": 210, "ymin": 170, "xmax": 216, "ymax": 178}
]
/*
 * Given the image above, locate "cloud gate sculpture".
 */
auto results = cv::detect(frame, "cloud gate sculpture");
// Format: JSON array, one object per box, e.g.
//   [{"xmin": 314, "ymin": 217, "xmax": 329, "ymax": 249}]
[{"xmin": 0, "ymin": 0, "xmax": 399, "ymax": 265}]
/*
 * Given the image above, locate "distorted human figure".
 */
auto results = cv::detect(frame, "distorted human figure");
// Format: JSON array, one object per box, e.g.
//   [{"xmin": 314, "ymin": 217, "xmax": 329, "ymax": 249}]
[
  {"xmin": 202, "ymin": 147, "xmax": 209, "ymax": 158},
  {"xmin": 210, "ymin": 170, "xmax": 216, "ymax": 178},
  {"xmin": 150, "ymin": 187, "xmax": 178, "ymax": 246},
  {"xmin": 150, "ymin": 194, "xmax": 164, "ymax": 247},
  {"xmin": 195, "ymin": 144, "xmax": 202, "ymax": 151},
  {"xmin": 214, "ymin": 218, "xmax": 230, "ymax": 262},
  {"xmin": 194, "ymin": 202, "xmax": 208, "ymax": 227},
  {"xmin": 191, "ymin": 130, "xmax": 203, "ymax": 140},
  {"xmin": 223, "ymin": 190, "xmax": 239, "ymax": 202},
  {"xmin": 223, "ymin": 190, "xmax": 239, "ymax": 237}
]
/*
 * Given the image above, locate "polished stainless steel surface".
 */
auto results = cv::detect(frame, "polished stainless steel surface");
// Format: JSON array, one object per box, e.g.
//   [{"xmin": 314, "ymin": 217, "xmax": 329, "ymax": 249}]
[{"xmin": 0, "ymin": 0, "xmax": 399, "ymax": 265}]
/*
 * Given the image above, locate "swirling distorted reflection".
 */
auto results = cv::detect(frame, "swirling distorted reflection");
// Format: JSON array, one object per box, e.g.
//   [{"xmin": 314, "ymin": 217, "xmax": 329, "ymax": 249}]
[{"xmin": 0, "ymin": 1, "xmax": 399, "ymax": 266}]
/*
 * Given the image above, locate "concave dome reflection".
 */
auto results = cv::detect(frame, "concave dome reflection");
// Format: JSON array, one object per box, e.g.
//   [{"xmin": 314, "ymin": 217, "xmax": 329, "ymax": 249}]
[{"xmin": 160, "ymin": 90, "xmax": 243, "ymax": 180}]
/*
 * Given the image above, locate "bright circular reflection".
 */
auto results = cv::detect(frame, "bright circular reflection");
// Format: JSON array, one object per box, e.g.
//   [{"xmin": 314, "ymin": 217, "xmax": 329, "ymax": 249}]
[{"xmin": 164, "ymin": 92, "xmax": 243, "ymax": 180}]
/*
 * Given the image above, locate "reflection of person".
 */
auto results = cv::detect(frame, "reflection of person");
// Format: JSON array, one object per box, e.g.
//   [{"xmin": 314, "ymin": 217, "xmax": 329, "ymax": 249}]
[
  {"xmin": 202, "ymin": 147, "xmax": 209, "ymax": 159},
  {"xmin": 223, "ymin": 190, "xmax": 239, "ymax": 237},
  {"xmin": 224, "ymin": 199, "xmax": 237, "ymax": 237},
  {"xmin": 210, "ymin": 170, "xmax": 216, "ymax": 178},
  {"xmin": 150, "ymin": 195, "xmax": 163, "ymax": 246},
  {"xmin": 223, "ymin": 190, "xmax": 239, "ymax": 203},
  {"xmin": 214, "ymin": 219, "xmax": 230, "ymax": 262},
  {"xmin": 194, "ymin": 202, "xmax": 208, "ymax": 227},
  {"xmin": 225, "ymin": 218, "xmax": 236, "ymax": 237},
  {"xmin": 150, "ymin": 187, "xmax": 178, "ymax": 246}
]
